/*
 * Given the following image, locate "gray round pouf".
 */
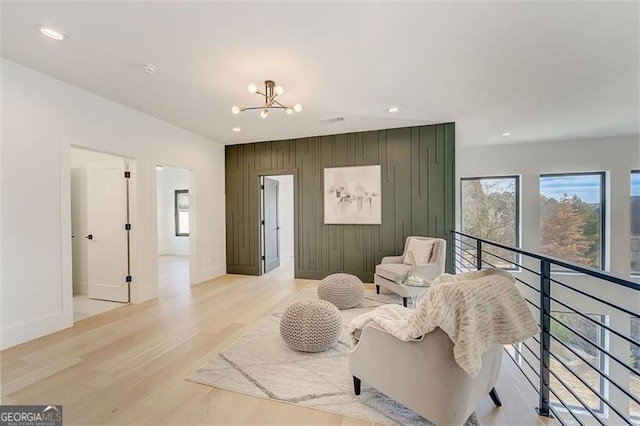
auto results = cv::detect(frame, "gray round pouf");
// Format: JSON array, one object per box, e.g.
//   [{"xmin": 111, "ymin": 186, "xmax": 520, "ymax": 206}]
[
  {"xmin": 318, "ymin": 273, "xmax": 365, "ymax": 309},
  {"xmin": 279, "ymin": 300, "xmax": 343, "ymax": 353}
]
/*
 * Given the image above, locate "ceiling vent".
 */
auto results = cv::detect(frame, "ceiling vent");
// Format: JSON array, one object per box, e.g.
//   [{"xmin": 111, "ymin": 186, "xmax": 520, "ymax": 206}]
[{"xmin": 320, "ymin": 116, "xmax": 345, "ymax": 124}]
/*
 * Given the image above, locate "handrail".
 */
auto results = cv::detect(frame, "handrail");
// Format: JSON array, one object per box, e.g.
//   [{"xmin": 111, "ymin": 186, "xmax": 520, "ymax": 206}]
[
  {"xmin": 451, "ymin": 230, "xmax": 640, "ymax": 426},
  {"xmin": 453, "ymin": 231, "xmax": 640, "ymax": 291}
]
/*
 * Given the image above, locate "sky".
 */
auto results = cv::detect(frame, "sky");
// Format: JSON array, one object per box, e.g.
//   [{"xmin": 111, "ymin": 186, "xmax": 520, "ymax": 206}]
[
  {"xmin": 632, "ymin": 172, "xmax": 640, "ymax": 196},
  {"xmin": 540, "ymin": 173, "xmax": 640, "ymax": 202},
  {"xmin": 468, "ymin": 173, "xmax": 640, "ymax": 203},
  {"xmin": 540, "ymin": 175, "xmax": 602, "ymax": 203}
]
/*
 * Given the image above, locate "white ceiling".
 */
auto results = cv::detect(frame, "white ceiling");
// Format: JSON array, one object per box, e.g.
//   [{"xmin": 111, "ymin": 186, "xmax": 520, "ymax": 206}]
[{"xmin": 1, "ymin": 2, "xmax": 638, "ymax": 146}]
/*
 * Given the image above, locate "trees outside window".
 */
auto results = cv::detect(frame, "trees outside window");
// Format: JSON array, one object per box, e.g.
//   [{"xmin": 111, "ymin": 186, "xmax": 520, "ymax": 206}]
[
  {"xmin": 539, "ymin": 173, "xmax": 604, "ymax": 269},
  {"xmin": 550, "ymin": 313, "xmax": 605, "ymax": 412},
  {"xmin": 460, "ymin": 176, "xmax": 519, "ymax": 269}
]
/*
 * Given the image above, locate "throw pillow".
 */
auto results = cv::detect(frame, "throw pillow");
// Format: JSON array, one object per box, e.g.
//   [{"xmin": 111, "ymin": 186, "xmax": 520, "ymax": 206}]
[{"xmin": 403, "ymin": 238, "xmax": 435, "ymax": 265}]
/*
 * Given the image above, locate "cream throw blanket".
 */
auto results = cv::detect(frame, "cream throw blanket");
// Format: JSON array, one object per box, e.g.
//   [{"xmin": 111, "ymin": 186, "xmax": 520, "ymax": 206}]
[{"xmin": 349, "ymin": 268, "xmax": 539, "ymax": 377}]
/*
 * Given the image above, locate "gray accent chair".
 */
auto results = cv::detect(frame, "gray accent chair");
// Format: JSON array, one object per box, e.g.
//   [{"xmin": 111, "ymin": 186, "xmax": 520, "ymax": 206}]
[
  {"xmin": 349, "ymin": 326, "xmax": 502, "ymax": 426},
  {"xmin": 374, "ymin": 236, "xmax": 446, "ymax": 307}
]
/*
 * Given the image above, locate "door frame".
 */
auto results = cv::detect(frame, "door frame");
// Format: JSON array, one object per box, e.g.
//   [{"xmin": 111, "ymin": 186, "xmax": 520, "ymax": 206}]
[
  {"xmin": 261, "ymin": 176, "xmax": 280, "ymax": 274},
  {"xmin": 66, "ymin": 145, "xmax": 138, "ymax": 308},
  {"xmin": 257, "ymin": 170, "xmax": 296, "ymax": 275},
  {"xmin": 154, "ymin": 164, "xmax": 197, "ymax": 286}
]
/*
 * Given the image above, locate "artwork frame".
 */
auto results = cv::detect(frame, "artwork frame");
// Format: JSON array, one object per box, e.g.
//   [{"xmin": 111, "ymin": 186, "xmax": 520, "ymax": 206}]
[{"xmin": 324, "ymin": 165, "xmax": 381, "ymax": 225}]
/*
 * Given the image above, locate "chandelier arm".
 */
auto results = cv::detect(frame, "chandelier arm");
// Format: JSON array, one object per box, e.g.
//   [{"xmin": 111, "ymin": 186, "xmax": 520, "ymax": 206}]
[
  {"xmin": 272, "ymin": 99, "xmax": 288, "ymax": 108},
  {"xmin": 240, "ymin": 105, "xmax": 288, "ymax": 111}
]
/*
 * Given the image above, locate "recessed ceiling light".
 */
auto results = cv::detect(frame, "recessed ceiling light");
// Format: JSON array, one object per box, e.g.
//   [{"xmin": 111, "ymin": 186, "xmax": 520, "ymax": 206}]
[
  {"xmin": 232, "ymin": 127, "xmax": 242, "ymax": 132},
  {"xmin": 36, "ymin": 25, "xmax": 66, "ymax": 41},
  {"xmin": 501, "ymin": 132, "xmax": 512, "ymax": 137},
  {"xmin": 387, "ymin": 106, "xmax": 400, "ymax": 113}
]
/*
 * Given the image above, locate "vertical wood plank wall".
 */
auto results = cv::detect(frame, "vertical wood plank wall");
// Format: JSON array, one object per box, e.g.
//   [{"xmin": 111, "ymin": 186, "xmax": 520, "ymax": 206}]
[{"xmin": 225, "ymin": 123, "xmax": 455, "ymax": 282}]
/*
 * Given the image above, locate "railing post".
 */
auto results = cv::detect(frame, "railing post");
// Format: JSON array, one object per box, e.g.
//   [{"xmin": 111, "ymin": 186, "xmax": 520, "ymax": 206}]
[
  {"xmin": 537, "ymin": 260, "xmax": 553, "ymax": 417},
  {"xmin": 476, "ymin": 239, "xmax": 482, "ymax": 270}
]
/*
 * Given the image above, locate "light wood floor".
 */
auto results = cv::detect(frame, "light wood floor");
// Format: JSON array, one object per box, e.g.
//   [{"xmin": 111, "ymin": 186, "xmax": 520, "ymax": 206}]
[{"xmin": 1, "ymin": 257, "xmax": 556, "ymax": 425}]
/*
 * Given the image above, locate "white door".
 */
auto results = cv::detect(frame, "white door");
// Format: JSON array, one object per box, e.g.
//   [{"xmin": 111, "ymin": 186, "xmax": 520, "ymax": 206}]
[{"xmin": 87, "ymin": 159, "xmax": 129, "ymax": 302}]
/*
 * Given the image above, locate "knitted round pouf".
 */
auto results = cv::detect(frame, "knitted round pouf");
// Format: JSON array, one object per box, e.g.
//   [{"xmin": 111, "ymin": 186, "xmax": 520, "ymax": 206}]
[
  {"xmin": 279, "ymin": 300, "xmax": 343, "ymax": 352},
  {"xmin": 318, "ymin": 273, "xmax": 364, "ymax": 309}
]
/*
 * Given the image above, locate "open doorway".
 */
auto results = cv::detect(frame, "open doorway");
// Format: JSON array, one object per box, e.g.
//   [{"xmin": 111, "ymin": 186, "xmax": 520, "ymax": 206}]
[
  {"xmin": 261, "ymin": 174, "xmax": 294, "ymax": 276},
  {"xmin": 156, "ymin": 165, "xmax": 192, "ymax": 295},
  {"xmin": 70, "ymin": 147, "xmax": 130, "ymax": 322}
]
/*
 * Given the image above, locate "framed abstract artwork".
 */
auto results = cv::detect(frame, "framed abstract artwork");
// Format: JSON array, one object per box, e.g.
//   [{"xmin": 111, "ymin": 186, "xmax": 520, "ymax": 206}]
[{"xmin": 324, "ymin": 165, "xmax": 381, "ymax": 224}]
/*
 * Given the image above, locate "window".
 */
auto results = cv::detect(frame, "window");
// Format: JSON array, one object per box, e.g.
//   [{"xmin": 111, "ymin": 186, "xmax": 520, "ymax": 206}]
[
  {"xmin": 631, "ymin": 171, "xmax": 640, "ymax": 275},
  {"xmin": 460, "ymin": 176, "xmax": 520, "ymax": 269},
  {"xmin": 540, "ymin": 173, "xmax": 605, "ymax": 269},
  {"xmin": 630, "ymin": 173, "xmax": 640, "ymax": 420},
  {"xmin": 550, "ymin": 312, "xmax": 606, "ymax": 413},
  {"xmin": 631, "ymin": 317, "xmax": 640, "ymax": 419},
  {"xmin": 505, "ymin": 342, "xmax": 523, "ymax": 366},
  {"xmin": 175, "ymin": 189, "xmax": 190, "ymax": 236}
]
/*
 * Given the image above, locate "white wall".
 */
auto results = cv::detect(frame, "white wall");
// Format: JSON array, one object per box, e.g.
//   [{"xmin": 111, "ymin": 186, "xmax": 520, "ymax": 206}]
[
  {"xmin": 1, "ymin": 58, "xmax": 226, "ymax": 349},
  {"xmin": 157, "ymin": 167, "xmax": 190, "ymax": 256},
  {"xmin": 270, "ymin": 175, "xmax": 294, "ymax": 260},
  {"xmin": 71, "ymin": 168, "xmax": 89, "ymax": 295}
]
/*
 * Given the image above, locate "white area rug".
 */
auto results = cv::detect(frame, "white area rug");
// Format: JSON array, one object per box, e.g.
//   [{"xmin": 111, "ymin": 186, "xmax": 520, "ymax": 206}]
[{"xmin": 188, "ymin": 286, "xmax": 479, "ymax": 426}]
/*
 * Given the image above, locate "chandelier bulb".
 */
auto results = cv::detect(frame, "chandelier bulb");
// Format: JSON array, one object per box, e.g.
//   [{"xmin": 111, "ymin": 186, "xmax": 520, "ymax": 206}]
[
  {"xmin": 231, "ymin": 105, "xmax": 240, "ymax": 114},
  {"xmin": 285, "ymin": 107, "xmax": 293, "ymax": 114},
  {"xmin": 248, "ymin": 83, "xmax": 257, "ymax": 94},
  {"xmin": 260, "ymin": 109, "xmax": 269, "ymax": 118},
  {"xmin": 275, "ymin": 85, "xmax": 284, "ymax": 96},
  {"xmin": 293, "ymin": 103, "xmax": 302, "ymax": 112}
]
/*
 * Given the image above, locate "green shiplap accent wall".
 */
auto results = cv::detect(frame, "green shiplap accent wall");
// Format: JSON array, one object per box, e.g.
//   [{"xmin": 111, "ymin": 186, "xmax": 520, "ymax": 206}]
[{"xmin": 225, "ymin": 123, "xmax": 455, "ymax": 282}]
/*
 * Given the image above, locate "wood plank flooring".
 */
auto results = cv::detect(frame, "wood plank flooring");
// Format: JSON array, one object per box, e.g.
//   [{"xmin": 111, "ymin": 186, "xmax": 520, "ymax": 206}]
[{"xmin": 1, "ymin": 256, "xmax": 557, "ymax": 425}]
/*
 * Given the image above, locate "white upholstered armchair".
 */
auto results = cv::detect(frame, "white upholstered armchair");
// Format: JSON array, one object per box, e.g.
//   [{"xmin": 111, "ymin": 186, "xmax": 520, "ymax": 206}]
[
  {"xmin": 350, "ymin": 326, "xmax": 502, "ymax": 425},
  {"xmin": 349, "ymin": 268, "xmax": 539, "ymax": 425},
  {"xmin": 374, "ymin": 236, "xmax": 446, "ymax": 307}
]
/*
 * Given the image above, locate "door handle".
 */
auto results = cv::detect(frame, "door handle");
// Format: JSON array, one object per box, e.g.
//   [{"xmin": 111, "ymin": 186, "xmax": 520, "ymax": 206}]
[{"xmin": 86, "ymin": 234, "xmax": 93, "ymax": 240}]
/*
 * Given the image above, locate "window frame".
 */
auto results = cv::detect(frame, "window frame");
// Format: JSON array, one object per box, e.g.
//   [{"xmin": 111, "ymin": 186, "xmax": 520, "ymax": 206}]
[
  {"xmin": 631, "ymin": 170, "xmax": 640, "ymax": 276},
  {"xmin": 460, "ymin": 175, "xmax": 521, "ymax": 270},
  {"xmin": 175, "ymin": 189, "xmax": 190, "ymax": 237},
  {"xmin": 539, "ymin": 171, "xmax": 606, "ymax": 271}
]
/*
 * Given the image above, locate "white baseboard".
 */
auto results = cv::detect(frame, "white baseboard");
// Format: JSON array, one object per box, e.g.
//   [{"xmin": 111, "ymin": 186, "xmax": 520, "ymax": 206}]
[
  {"xmin": 195, "ymin": 264, "xmax": 226, "ymax": 284},
  {"xmin": 158, "ymin": 247, "xmax": 190, "ymax": 256},
  {"xmin": 1, "ymin": 311, "xmax": 73, "ymax": 350}
]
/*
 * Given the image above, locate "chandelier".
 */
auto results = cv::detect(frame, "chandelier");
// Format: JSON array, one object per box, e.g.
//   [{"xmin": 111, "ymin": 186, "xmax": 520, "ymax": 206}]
[{"xmin": 232, "ymin": 80, "xmax": 302, "ymax": 118}]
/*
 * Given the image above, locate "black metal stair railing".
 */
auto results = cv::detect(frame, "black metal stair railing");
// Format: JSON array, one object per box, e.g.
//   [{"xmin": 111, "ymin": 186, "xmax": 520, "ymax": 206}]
[{"xmin": 451, "ymin": 230, "xmax": 640, "ymax": 425}]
